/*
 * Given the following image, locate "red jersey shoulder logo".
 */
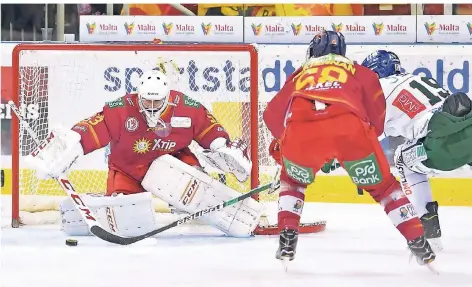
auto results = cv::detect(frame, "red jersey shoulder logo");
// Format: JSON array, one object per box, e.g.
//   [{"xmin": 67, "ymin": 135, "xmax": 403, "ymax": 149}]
[
  {"xmin": 125, "ymin": 117, "xmax": 139, "ymax": 132},
  {"xmin": 392, "ymin": 89, "xmax": 426, "ymax": 119}
]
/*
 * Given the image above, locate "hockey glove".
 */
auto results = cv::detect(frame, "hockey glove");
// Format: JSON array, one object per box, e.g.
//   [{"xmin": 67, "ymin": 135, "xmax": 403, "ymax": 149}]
[
  {"xmin": 25, "ymin": 127, "xmax": 84, "ymax": 179},
  {"xmin": 200, "ymin": 137, "xmax": 252, "ymax": 182}
]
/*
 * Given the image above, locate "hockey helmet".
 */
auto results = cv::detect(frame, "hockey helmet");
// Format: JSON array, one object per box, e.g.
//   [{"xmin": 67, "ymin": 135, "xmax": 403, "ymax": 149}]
[
  {"xmin": 306, "ymin": 30, "xmax": 347, "ymax": 60},
  {"xmin": 361, "ymin": 50, "xmax": 402, "ymax": 78},
  {"xmin": 137, "ymin": 70, "xmax": 171, "ymax": 128}
]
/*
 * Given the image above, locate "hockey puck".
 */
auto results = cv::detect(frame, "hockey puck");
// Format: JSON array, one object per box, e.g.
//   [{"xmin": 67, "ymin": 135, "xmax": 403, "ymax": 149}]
[{"xmin": 66, "ymin": 239, "xmax": 78, "ymax": 246}]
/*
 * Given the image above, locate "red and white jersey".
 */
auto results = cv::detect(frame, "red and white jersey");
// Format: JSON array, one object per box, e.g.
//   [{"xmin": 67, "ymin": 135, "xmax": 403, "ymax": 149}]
[
  {"xmin": 71, "ymin": 91, "xmax": 229, "ymax": 183},
  {"xmin": 380, "ymin": 73, "xmax": 450, "ymax": 140}
]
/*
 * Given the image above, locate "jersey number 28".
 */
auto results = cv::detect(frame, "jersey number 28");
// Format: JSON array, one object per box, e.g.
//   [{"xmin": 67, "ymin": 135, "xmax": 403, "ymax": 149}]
[{"xmin": 409, "ymin": 77, "xmax": 450, "ymax": 105}]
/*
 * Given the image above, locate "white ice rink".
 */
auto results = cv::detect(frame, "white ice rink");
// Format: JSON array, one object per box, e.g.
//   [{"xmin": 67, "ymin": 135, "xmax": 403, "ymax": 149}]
[{"xmin": 2, "ymin": 199, "xmax": 472, "ymax": 287}]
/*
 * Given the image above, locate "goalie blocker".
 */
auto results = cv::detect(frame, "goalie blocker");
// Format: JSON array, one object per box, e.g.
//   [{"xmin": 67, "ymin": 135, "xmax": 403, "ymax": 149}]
[{"xmin": 61, "ymin": 155, "xmax": 263, "ymax": 237}]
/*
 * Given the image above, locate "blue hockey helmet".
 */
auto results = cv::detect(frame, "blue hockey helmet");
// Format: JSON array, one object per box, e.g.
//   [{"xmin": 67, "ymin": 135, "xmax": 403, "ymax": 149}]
[
  {"xmin": 361, "ymin": 50, "xmax": 402, "ymax": 78},
  {"xmin": 306, "ymin": 30, "xmax": 347, "ymax": 60}
]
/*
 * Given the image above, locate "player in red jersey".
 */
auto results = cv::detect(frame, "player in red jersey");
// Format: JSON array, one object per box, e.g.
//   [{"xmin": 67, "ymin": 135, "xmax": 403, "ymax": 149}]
[
  {"xmin": 263, "ymin": 31, "xmax": 436, "ymax": 267},
  {"xmin": 27, "ymin": 69, "xmax": 262, "ymax": 238}
]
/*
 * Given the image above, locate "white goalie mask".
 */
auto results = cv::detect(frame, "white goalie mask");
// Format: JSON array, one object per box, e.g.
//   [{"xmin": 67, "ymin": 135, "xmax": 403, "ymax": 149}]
[{"xmin": 137, "ymin": 70, "xmax": 171, "ymax": 128}]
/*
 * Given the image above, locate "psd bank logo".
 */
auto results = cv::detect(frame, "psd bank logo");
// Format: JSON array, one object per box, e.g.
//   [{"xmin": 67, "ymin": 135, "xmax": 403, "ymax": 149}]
[
  {"xmin": 291, "ymin": 23, "xmax": 302, "ymax": 36},
  {"xmin": 251, "ymin": 23, "xmax": 262, "ymax": 36},
  {"xmin": 162, "ymin": 22, "xmax": 173, "ymax": 35},
  {"xmin": 201, "ymin": 22, "xmax": 211, "ymax": 35},
  {"xmin": 124, "ymin": 22, "xmax": 135, "ymax": 35},
  {"xmin": 86, "ymin": 22, "xmax": 96, "ymax": 34},
  {"xmin": 467, "ymin": 22, "xmax": 472, "ymax": 35},
  {"xmin": 424, "ymin": 22, "xmax": 436, "ymax": 35},
  {"xmin": 372, "ymin": 22, "xmax": 384, "ymax": 35},
  {"xmin": 331, "ymin": 23, "xmax": 343, "ymax": 32}
]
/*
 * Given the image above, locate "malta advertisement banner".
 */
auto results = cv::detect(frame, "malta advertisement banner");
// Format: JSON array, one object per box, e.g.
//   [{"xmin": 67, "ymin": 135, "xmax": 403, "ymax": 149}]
[
  {"xmin": 417, "ymin": 15, "xmax": 472, "ymax": 43},
  {"xmin": 80, "ymin": 15, "xmax": 244, "ymax": 43},
  {"xmin": 243, "ymin": 16, "xmax": 417, "ymax": 44},
  {"xmin": 79, "ymin": 15, "xmax": 472, "ymax": 44}
]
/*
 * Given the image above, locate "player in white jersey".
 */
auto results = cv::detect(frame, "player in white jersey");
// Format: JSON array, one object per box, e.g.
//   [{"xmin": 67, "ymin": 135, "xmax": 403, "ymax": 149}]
[{"xmin": 362, "ymin": 50, "xmax": 472, "ymax": 251}]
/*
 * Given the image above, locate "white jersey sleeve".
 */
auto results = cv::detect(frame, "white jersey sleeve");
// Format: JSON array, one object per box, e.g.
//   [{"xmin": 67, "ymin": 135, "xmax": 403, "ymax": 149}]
[{"xmin": 380, "ymin": 73, "xmax": 450, "ymax": 140}]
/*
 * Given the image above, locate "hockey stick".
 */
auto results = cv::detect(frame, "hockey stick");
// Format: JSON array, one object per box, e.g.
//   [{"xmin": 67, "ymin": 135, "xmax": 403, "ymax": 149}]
[
  {"xmin": 91, "ymin": 179, "xmax": 279, "ymax": 245},
  {"xmin": 8, "ymin": 100, "xmax": 106, "ymax": 232}
]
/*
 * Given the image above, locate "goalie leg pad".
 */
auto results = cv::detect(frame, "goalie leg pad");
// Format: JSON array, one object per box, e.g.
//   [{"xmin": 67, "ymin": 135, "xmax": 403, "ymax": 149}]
[
  {"xmin": 142, "ymin": 155, "xmax": 263, "ymax": 237},
  {"xmin": 60, "ymin": 192, "xmax": 157, "ymax": 237}
]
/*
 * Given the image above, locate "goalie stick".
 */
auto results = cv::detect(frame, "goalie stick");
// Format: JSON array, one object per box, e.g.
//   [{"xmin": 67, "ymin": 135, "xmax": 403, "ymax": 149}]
[{"xmin": 8, "ymin": 100, "xmax": 107, "ymax": 234}]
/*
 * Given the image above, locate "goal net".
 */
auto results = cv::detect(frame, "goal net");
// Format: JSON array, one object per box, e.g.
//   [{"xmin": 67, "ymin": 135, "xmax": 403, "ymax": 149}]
[{"xmin": 10, "ymin": 43, "xmax": 279, "ymax": 228}]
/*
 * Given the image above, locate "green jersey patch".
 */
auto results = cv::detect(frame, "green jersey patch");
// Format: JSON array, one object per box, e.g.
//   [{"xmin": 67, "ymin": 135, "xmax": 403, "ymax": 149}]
[
  {"xmin": 344, "ymin": 153, "xmax": 383, "ymax": 187},
  {"xmin": 183, "ymin": 95, "xmax": 200, "ymax": 108},
  {"xmin": 283, "ymin": 158, "xmax": 315, "ymax": 185},
  {"xmin": 107, "ymin": 98, "xmax": 125, "ymax": 109}
]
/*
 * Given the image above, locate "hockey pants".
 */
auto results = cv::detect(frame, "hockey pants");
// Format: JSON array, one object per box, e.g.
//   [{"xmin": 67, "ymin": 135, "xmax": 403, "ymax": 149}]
[{"xmin": 278, "ymin": 104, "xmax": 424, "ymax": 241}]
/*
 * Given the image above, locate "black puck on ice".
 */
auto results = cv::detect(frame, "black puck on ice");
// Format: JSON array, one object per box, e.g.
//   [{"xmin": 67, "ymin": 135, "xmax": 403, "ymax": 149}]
[{"xmin": 66, "ymin": 239, "xmax": 78, "ymax": 246}]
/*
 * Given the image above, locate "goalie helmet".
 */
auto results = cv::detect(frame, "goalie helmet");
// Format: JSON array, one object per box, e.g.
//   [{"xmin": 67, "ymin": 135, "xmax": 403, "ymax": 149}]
[
  {"xmin": 137, "ymin": 70, "xmax": 171, "ymax": 128},
  {"xmin": 361, "ymin": 50, "xmax": 402, "ymax": 78}
]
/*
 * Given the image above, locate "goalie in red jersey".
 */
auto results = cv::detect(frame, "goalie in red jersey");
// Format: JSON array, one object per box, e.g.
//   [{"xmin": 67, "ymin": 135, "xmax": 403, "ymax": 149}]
[
  {"xmin": 26, "ymin": 69, "xmax": 262, "ymax": 238},
  {"xmin": 263, "ymin": 31, "xmax": 436, "ymax": 266}
]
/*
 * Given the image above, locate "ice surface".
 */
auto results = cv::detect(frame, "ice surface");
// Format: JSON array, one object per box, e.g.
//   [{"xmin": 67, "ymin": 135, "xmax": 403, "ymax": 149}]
[{"xmin": 2, "ymin": 196, "xmax": 472, "ymax": 287}]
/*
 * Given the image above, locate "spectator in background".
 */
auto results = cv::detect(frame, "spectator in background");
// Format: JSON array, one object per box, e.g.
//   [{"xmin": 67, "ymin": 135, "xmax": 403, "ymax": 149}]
[
  {"xmin": 123, "ymin": 4, "xmax": 197, "ymax": 16},
  {"xmin": 196, "ymin": 4, "xmax": 363, "ymax": 16},
  {"xmin": 78, "ymin": 4, "xmax": 123, "ymax": 15},
  {"xmin": 122, "ymin": 3, "xmax": 363, "ymax": 16}
]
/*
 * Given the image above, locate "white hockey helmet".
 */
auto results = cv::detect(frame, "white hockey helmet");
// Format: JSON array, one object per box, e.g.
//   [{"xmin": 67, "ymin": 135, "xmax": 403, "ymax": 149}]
[{"xmin": 137, "ymin": 69, "xmax": 171, "ymax": 128}]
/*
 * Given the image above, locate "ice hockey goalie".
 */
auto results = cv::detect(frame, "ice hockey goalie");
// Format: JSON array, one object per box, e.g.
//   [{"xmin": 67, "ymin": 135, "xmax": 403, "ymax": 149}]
[{"xmin": 26, "ymin": 69, "xmax": 262, "ymax": 238}]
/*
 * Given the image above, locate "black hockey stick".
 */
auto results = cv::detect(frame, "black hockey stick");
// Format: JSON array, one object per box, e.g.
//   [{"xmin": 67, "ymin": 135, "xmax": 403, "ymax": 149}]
[
  {"xmin": 91, "ymin": 180, "xmax": 278, "ymax": 245},
  {"xmin": 9, "ymin": 101, "xmax": 106, "ymax": 232}
]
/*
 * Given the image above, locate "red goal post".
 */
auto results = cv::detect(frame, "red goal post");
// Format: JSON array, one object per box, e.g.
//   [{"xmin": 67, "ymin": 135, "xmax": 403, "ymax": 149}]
[{"xmin": 10, "ymin": 43, "xmax": 282, "ymax": 228}]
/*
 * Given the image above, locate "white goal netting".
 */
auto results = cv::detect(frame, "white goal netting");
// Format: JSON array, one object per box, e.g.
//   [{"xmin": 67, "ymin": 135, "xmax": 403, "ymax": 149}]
[{"xmin": 12, "ymin": 44, "xmax": 278, "ymax": 225}]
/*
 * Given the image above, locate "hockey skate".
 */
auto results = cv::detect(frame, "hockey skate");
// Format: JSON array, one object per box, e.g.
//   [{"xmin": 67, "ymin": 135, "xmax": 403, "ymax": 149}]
[
  {"xmin": 408, "ymin": 235, "xmax": 437, "ymax": 273},
  {"xmin": 420, "ymin": 201, "xmax": 443, "ymax": 252},
  {"xmin": 275, "ymin": 229, "xmax": 298, "ymax": 271}
]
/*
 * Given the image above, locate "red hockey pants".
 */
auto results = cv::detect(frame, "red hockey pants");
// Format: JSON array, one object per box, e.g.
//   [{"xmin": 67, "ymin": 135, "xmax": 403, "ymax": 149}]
[{"xmin": 277, "ymin": 99, "xmax": 424, "ymax": 241}]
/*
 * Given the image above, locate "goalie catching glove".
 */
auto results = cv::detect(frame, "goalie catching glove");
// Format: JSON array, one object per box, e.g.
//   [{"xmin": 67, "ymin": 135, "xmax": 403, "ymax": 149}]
[
  {"xmin": 25, "ymin": 127, "xmax": 84, "ymax": 179},
  {"xmin": 200, "ymin": 137, "xmax": 252, "ymax": 182}
]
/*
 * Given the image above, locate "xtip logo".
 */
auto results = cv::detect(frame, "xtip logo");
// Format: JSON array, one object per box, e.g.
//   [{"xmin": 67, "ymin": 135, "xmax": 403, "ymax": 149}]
[
  {"xmin": 372, "ymin": 22, "xmax": 384, "ymax": 35},
  {"xmin": 467, "ymin": 22, "xmax": 472, "ymax": 35},
  {"xmin": 251, "ymin": 23, "xmax": 262, "ymax": 36},
  {"xmin": 124, "ymin": 22, "xmax": 134, "ymax": 35},
  {"xmin": 331, "ymin": 23, "xmax": 342, "ymax": 32},
  {"xmin": 201, "ymin": 22, "xmax": 211, "ymax": 35},
  {"xmin": 424, "ymin": 22, "xmax": 436, "ymax": 35},
  {"xmin": 291, "ymin": 23, "xmax": 302, "ymax": 36},
  {"xmin": 86, "ymin": 22, "xmax": 96, "ymax": 34},
  {"xmin": 162, "ymin": 22, "xmax": 173, "ymax": 35}
]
